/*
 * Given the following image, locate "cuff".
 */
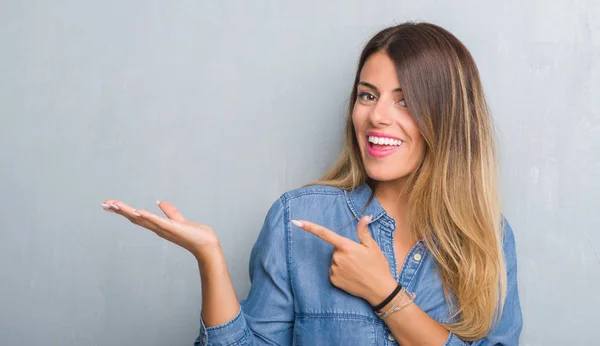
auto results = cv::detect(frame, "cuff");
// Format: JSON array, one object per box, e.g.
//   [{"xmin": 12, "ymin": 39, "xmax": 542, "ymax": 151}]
[{"xmin": 196, "ymin": 308, "xmax": 250, "ymax": 346}]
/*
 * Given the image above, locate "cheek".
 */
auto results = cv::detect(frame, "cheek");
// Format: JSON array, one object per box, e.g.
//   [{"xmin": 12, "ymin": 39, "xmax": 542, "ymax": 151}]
[
  {"xmin": 411, "ymin": 136, "xmax": 426, "ymax": 162},
  {"xmin": 409, "ymin": 134, "xmax": 426, "ymax": 168},
  {"xmin": 402, "ymin": 118, "xmax": 426, "ymax": 165},
  {"xmin": 405, "ymin": 119, "xmax": 423, "ymax": 148},
  {"xmin": 351, "ymin": 107, "xmax": 367, "ymax": 140},
  {"xmin": 351, "ymin": 106, "xmax": 361, "ymax": 125}
]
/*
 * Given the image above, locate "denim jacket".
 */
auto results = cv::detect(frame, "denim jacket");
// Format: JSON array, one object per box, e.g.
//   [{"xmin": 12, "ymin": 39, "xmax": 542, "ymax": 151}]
[{"xmin": 195, "ymin": 183, "xmax": 522, "ymax": 345}]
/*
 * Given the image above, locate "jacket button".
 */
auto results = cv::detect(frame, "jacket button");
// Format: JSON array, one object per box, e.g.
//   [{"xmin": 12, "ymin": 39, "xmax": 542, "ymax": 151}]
[
  {"xmin": 413, "ymin": 253, "xmax": 422, "ymax": 261},
  {"xmin": 388, "ymin": 333, "xmax": 395, "ymax": 341}
]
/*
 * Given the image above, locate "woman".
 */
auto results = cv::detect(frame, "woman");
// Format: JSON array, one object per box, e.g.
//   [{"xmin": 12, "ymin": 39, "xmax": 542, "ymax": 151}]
[{"xmin": 102, "ymin": 22, "xmax": 522, "ymax": 345}]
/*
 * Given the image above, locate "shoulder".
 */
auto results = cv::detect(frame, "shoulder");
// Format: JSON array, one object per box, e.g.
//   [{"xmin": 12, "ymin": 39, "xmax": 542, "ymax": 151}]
[
  {"xmin": 500, "ymin": 215, "xmax": 518, "ymax": 271},
  {"xmin": 255, "ymin": 185, "xmax": 347, "ymax": 250},
  {"xmin": 279, "ymin": 184, "xmax": 345, "ymax": 203},
  {"xmin": 263, "ymin": 184, "xmax": 346, "ymax": 221},
  {"xmin": 263, "ymin": 185, "xmax": 349, "ymax": 228},
  {"xmin": 501, "ymin": 215, "xmax": 516, "ymax": 249}
]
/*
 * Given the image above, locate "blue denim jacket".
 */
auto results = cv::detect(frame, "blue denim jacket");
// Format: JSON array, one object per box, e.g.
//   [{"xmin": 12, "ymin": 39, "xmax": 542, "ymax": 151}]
[{"xmin": 195, "ymin": 183, "xmax": 522, "ymax": 345}]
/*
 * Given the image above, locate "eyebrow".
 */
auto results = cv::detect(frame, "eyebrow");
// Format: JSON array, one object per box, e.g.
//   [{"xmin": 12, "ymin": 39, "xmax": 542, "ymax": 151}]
[{"xmin": 358, "ymin": 81, "xmax": 403, "ymax": 93}]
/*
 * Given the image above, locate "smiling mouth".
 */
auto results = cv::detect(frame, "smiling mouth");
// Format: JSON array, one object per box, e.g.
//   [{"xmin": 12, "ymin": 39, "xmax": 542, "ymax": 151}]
[
  {"xmin": 367, "ymin": 135, "xmax": 403, "ymax": 149},
  {"xmin": 366, "ymin": 135, "xmax": 403, "ymax": 158}
]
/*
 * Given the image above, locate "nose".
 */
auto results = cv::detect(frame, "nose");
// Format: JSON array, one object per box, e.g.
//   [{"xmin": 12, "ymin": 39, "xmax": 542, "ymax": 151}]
[{"xmin": 368, "ymin": 100, "xmax": 393, "ymax": 127}]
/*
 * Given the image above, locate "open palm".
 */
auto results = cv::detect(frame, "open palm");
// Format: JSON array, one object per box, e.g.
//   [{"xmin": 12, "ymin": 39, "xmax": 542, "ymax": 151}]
[{"xmin": 101, "ymin": 200, "xmax": 220, "ymax": 258}]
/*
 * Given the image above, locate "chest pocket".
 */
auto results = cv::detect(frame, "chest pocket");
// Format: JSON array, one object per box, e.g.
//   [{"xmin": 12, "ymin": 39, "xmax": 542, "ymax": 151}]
[{"xmin": 293, "ymin": 315, "xmax": 376, "ymax": 346}]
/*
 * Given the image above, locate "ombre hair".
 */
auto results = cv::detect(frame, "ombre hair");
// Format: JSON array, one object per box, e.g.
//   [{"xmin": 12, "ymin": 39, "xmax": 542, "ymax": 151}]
[{"xmin": 306, "ymin": 22, "xmax": 506, "ymax": 341}]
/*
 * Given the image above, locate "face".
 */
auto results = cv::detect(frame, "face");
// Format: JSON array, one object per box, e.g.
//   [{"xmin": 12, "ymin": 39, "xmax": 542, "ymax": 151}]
[{"xmin": 352, "ymin": 51, "xmax": 426, "ymax": 184}]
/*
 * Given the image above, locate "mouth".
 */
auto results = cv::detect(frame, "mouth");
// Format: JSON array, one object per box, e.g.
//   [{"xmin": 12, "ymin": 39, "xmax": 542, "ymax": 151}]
[{"xmin": 366, "ymin": 134, "xmax": 403, "ymax": 158}]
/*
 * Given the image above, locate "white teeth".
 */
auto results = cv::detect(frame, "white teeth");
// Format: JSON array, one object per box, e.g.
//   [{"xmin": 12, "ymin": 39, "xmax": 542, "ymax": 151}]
[{"xmin": 368, "ymin": 136, "xmax": 403, "ymax": 146}]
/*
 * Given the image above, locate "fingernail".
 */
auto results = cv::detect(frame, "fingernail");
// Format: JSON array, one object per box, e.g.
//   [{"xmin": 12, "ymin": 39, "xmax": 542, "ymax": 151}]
[
  {"xmin": 132, "ymin": 211, "xmax": 141, "ymax": 217},
  {"xmin": 367, "ymin": 215, "xmax": 373, "ymax": 222},
  {"xmin": 109, "ymin": 204, "xmax": 120, "ymax": 210},
  {"xmin": 291, "ymin": 220, "xmax": 303, "ymax": 227},
  {"xmin": 100, "ymin": 204, "xmax": 115, "ymax": 213},
  {"xmin": 156, "ymin": 200, "xmax": 161, "ymax": 205}
]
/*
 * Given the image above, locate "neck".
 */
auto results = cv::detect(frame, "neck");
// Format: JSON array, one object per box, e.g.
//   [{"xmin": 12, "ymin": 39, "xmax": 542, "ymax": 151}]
[
  {"xmin": 372, "ymin": 178, "xmax": 413, "ymax": 239},
  {"xmin": 372, "ymin": 178, "xmax": 409, "ymax": 211}
]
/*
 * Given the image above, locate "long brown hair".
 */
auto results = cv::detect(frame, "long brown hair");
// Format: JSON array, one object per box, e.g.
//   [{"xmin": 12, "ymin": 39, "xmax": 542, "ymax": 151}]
[{"xmin": 306, "ymin": 22, "xmax": 506, "ymax": 341}]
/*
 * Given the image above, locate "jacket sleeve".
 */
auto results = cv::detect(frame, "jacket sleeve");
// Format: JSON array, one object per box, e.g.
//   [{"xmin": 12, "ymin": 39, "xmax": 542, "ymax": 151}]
[
  {"xmin": 443, "ymin": 217, "xmax": 523, "ymax": 346},
  {"xmin": 194, "ymin": 197, "xmax": 295, "ymax": 346}
]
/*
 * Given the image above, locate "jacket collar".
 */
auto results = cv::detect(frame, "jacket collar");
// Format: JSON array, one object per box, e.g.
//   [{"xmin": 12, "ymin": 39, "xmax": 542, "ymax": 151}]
[{"xmin": 343, "ymin": 183, "xmax": 389, "ymax": 224}]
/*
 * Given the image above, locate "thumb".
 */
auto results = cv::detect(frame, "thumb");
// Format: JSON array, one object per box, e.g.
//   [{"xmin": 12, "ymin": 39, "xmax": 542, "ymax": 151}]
[
  {"xmin": 356, "ymin": 215, "xmax": 374, "ymax": 246},
  {"xmin": 156, "ymin": 201, "xmax": 186, "ymax": 222}
]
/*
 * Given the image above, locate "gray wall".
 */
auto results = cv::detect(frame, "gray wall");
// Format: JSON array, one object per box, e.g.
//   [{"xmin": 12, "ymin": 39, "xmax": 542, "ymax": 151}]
[{"xmin": 1, "ymin": 1, "xmax": 598, "ymax": 345}]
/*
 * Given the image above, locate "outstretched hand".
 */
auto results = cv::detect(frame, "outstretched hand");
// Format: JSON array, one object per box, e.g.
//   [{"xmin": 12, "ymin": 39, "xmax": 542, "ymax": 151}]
[
  {"xmin": 291, "ymin": 216, "xmax": 397, "ymax": 306},
  {"xmin": 101, "ymin": 200, "xmax": 220, "ymax": 260}
]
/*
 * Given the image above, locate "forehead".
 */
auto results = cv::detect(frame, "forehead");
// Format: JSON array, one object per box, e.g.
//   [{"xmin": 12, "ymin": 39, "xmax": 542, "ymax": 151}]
[{"xmin": 358, "ymin": 51, "xmax": 402, "ymax": 89}]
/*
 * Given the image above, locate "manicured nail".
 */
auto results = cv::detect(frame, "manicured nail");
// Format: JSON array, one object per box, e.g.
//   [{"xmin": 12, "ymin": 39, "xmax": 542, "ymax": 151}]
[
  {"xmin": 109, "ymin": 204, "xmax": 120, "ymax": 210},
  {"xmin": 291, "ymin": 220, "xmax": 303, "ymax": 228},
  {"xmin": 100, "ymin": 204, "xmax": 115, "ymax": 213},
  {"xmin": 156, "ymin": 200, "xmax": 161, "ymax": 205},
  {"xmin": 368, "ymin": 215, "xmax": 373, "ymax": 222},
  {"xmin": 132, "ymin": 210, "xmax": 141, "ymax": 217}
]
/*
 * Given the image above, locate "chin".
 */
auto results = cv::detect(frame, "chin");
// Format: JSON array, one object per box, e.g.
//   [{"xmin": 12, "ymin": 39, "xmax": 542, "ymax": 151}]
[{"xmin": 364, "ymin": 167, "xmax": 411, "ymax": 183}]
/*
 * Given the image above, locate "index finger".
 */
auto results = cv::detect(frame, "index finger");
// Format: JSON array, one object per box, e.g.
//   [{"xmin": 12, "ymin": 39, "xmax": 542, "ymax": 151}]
[
  {"xmin": 291, "ymin": 220, "xmax": 353, "ymax": 249},
  {"xmin": 103, "ymin": 200, "xmax": 138, "ymax": 216}
]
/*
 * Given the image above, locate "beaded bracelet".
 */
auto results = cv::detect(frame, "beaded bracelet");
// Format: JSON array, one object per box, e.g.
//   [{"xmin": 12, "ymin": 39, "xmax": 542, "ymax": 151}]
[{"xmin": 375, "ymin": 289, "xmax": 416, "ymax": 320}]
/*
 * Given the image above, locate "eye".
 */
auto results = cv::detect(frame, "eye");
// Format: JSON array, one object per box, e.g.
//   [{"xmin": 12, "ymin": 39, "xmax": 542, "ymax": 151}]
[
  {"xmin": 396, "ymin": 98, "xmax": 407, "ymax": 108},
  {"xmin": 358, "ymin": 91, "xmax": 377, "ymax": 102}
]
